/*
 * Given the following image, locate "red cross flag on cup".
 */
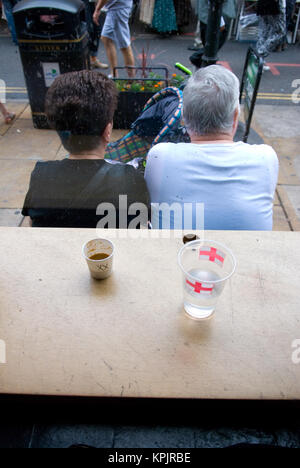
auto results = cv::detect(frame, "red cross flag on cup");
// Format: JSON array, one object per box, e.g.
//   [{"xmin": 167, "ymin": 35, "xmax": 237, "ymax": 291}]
[{"xmin": 178, "ymin": 239, "xmax": 236, "ymax": 321}]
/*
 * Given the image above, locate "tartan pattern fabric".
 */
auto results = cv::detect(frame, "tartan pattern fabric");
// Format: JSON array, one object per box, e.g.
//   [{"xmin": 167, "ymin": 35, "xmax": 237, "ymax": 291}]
[
  {"xmin": 104, "ymin": 87, "xmax": 183, "ymax": 163},
  {"xmin": 150, "ymin": 87, "xmax": 183, "ymax": 145},
  {"xmin": 105, "ymin": 131, "xmax": 151, "ymax": 163}
]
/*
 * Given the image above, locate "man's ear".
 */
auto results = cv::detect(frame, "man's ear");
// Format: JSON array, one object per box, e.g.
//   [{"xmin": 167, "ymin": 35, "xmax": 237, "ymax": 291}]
[
  {"xmin": 232, "ymin": 107, "xmax": 239, "ymax": 136},
  {"xmin": 102, "ymin": 122, "xmax": 113, "ymax": 144}
]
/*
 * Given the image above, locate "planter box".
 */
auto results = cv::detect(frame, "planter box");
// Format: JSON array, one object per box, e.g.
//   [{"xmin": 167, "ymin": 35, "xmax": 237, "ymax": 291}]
[
  {"xmin": 113, "ymin": 91, "xmax": 154, "ymax": 129},
  {"xmin": 112, "ymin": 67, "xmax": 169, "ymax": 129}
]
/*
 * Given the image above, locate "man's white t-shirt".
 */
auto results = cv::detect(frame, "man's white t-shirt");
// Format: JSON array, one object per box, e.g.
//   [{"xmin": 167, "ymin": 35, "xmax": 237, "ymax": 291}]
[{"xmin": 145, "ymin": 142, "xmax": 279, "ymax": 231}]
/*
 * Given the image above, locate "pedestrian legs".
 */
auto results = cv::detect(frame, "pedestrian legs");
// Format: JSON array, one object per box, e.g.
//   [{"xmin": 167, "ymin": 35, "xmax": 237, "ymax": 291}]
[
  {"xmin": 101, "ymin": 36, "xmax": 118, "ymax": 77},
  {"xmin": 256, "ymin": 16, "xmax": 271, "ymax": 57},
  {"xmin": 2, "ymin": 0, "xmax": 18, "ymax": 45},
  {"xmin": 120, "ymin": 45, "xmax": 135, "ymax": 78}
]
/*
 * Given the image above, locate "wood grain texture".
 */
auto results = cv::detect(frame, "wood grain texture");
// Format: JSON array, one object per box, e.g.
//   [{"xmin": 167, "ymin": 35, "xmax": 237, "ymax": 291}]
[{"xmin": 0, "ymin": 228, "xmax": 299, "ymax": 400}]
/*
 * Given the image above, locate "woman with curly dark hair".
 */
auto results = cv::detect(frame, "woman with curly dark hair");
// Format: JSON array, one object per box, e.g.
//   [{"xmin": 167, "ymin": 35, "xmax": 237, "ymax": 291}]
[{"xmin": 22, "ymin": 71, "xmax": 150, "ymax": 228}]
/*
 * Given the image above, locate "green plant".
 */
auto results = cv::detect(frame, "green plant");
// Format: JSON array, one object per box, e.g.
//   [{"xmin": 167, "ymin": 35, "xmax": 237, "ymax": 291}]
[{"xmin": 114, "ymin": 73, "xmax": 185, "ymax": 93}]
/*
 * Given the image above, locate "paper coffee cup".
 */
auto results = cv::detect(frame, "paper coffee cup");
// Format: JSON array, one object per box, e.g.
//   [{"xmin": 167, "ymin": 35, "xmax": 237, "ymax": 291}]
[{"xmin": 83, "ymin": 238, "xmax": 114, "ymax": 279}]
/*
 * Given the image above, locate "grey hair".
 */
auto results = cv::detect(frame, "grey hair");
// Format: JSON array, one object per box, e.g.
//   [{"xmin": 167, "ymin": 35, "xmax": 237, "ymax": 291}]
[{"xmin": 183, "ymin": 65, "xmax": 240, "ymax": 136}]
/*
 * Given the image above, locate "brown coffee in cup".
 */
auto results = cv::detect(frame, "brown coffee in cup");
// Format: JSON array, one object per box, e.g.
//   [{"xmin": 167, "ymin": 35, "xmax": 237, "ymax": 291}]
[{"xmin": 89, "ymin": 253, "xmax": 110, "ymax": 261}]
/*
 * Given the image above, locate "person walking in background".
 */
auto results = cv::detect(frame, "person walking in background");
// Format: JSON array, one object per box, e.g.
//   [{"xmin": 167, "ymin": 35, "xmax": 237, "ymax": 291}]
[
  {"xmin": 256, "ymin": 0, "xmax": 286, "ymax": 65},
  {"xmin": 0, "ymin": 100, "xmax": 15, "ymax": 124},
  {"xmin": 279, "ymin": 0, "xmax": 296, "ymax": 49},
  {"xmin": 196, "ymin": 0, "xmax": 236, "ymax": 49},
  {"xmin": 2, "ymin": 0, "xmax": 18, "ymax": 45},
  {"xmin": 93, "ymin": 0, "xmax": 135, "ymax": 78},
  {"xmin": 83, "ymin": 0, "xmax": 108, "ymax": 69},
  {"xmin": 190, "ymin": 0, "xmax": 236, "ymax": 67},
  {"xmin": 173, "ymin": 0, "xmax": 192, "ymax": 33},
  {"xmin": 152, "ymin": 0, "xmax": 177, "ymax": 36}
]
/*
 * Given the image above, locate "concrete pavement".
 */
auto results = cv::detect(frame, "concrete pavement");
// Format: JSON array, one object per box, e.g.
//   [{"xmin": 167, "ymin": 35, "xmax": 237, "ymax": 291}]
[{"xmin": 251, "ymin": 104, "xmax": 300, "ymax": 231}]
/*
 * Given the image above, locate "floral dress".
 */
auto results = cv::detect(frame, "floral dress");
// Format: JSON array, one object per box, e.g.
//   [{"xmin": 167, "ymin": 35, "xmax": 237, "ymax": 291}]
[
  {"xmin": 152, "ymin": 0, "xmax": 178, "ymax": 33},
  {"xmin": 256, "ymin": 0, "xmax": 286, "ymax": 57}
]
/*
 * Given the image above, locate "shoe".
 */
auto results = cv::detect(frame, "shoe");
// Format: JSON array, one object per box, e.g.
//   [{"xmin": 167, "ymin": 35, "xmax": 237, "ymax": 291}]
[
  {"xmin": 263, "ymin": 65, "xmax": 270, "ymax": 72},
  {"xmin": 188, "ymin": 46, "xmax": 202, "ymax": 51},
  {"xmin": 90, "ymin": 58, "xmax": 109, "ymax": 69},
  {"xmin": 4, "ymin": 113, "xmax": 15, "ymax": 124},
  {"xmin": 190, "ymin": 48, "xmax": 205, "ymax": 68}
]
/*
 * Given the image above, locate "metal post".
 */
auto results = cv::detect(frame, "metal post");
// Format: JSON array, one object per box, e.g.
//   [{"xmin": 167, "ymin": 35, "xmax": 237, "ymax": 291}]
[{"xmin": 202, "ymin": 0, "xmax": 225, "ymax": 67}]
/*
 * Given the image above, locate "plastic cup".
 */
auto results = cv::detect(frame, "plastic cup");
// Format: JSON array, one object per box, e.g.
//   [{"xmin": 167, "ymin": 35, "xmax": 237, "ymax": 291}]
[
  {"xmin": 178, "ymin": 239, "xmax": 236, "ymax": 320},
  {"xmin": 83, "ymin": 238, "xmax": 114, "ymax": 280}
]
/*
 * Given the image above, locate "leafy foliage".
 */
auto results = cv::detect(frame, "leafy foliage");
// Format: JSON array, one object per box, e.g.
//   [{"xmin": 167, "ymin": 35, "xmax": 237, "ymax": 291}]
[{"xmin": 114, "ymin": 73, "xmax": 185, "ymax": 93}]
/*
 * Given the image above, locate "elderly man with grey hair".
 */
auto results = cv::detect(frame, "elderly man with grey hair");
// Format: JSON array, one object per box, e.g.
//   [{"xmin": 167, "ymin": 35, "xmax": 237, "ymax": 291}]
[{"xmin": 145, "ymin": 65, "xmax": 278, "ymax": 230}]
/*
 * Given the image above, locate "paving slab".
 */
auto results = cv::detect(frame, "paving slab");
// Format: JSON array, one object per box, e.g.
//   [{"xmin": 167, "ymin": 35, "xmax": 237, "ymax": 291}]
[
  {"xmin": 0, "ymin": 116, "xmax": 61, "ymax": 161},
  {"xmin": 267, "ymin": 138, "xmax": 300, "ymax": 186},
  {"xmin": 277, "ymin": 185, "xmax": 300, "ymax": 231},
  {"xmin": 273, "ymin": 205, "xmax": 291, "ymax": 231},
  {"xmin": 0, "ymin": 160, "xmax": 36, "ymax": 208},
  {"xmin": 251, "ymin": 123, "xmax": 300, "ymax": 187},
  {"xmin": 291, "ymin": 151, "xmax": 300, "ymax": 179},
  {"xmin": 0, "ymin": 209, "xmax": 23, "ymax": 227},
  {"xmin": 274, "ymin": 190, "xmax": 280, "ymax": 206},
  {"xmin": 253, "ymin": 105, "xmax": 300, "ymax": 139},
  {"xmin": 281, "ymin": 185, "xmax": 300, "ymax": 223}
]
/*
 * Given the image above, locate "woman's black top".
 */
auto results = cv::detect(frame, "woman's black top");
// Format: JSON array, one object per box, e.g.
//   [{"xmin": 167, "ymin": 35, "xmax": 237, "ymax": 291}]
[{"xmin": 22, "ymin": 159, "xmax": 150, "ymax": 228}]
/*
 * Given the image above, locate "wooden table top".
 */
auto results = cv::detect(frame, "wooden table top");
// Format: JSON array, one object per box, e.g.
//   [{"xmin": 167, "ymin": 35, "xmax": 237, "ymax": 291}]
[{"xmin": 0, "ymin": 228, "xmax": 299, "ymax": 400}]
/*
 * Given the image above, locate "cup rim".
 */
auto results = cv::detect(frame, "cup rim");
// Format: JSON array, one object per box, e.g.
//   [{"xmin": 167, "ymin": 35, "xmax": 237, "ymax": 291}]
[
  {"xmin": 178, "ymin": 239, "xmax": 237, "ymax": 284},
  {"xmin": 82, "ymin": 238, "xmax": 115, "ymax": 263}
]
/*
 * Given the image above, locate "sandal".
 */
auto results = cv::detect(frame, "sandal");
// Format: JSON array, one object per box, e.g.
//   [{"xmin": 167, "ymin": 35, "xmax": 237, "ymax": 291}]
[{"xmin": 4, "ymin": 113, "xmax": 16, "ymax": 124}]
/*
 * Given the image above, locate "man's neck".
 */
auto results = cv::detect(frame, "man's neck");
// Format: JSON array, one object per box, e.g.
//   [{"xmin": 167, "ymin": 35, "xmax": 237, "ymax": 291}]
[
  {"xmin": 190, "ymin": 133, "xmax": 234, "ymax": 144},
  {"xmin": 69, "ymin": 148, "xmax": 106, "ymax": 160}
]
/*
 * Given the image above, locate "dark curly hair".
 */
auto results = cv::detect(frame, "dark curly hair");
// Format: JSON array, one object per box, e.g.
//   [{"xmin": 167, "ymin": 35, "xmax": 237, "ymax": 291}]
[{"xmin": 45, "ymin": 70, "xmax": 118, "ymax": 154}]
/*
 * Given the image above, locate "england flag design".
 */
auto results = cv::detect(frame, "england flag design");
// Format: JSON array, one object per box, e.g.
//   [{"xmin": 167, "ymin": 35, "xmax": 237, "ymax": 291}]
[
  {"xmin": 199, "ymin": 247, "xmax": 225, "ymax": 267},
  {"xmin": 185, "ymin": 279, "xmax": 214, "ymax": 297}
]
